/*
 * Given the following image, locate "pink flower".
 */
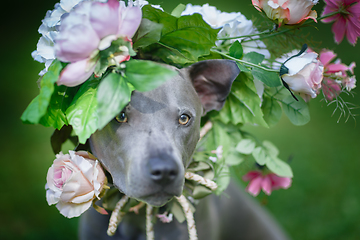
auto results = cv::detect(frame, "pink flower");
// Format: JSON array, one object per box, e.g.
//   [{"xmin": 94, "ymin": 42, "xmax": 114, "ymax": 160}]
[
  {"xmin": 319, "ymin": 49, "xmax": 357, "ymax": 100},
  {"xmin": 157, "ymin": 212, "xmax": 173, "ymax": 223},
  {"xmin": 281, "ymin": 49, "xmax": 324, "ymax": 101},
  {"xmin": 252, "ymin": 0, "xmax": 318, "ymax": 25},
  {"xmin": 46, "ymin": 151, "xmax": 107, "ymax": 218},
  {"xmin": 55, "ymin": 0, "xmax": 142, "ymax": 86},
  {"xmin": 243, "ymin": 171, "xmax": 292, "ymax": 196},
  {"xmin": 321, "ymin": 0, "xmax": 360, "ymax": 45},
  {"xmin": 319, "ymin": 49, "xmax": 356, "ymax": 75}
]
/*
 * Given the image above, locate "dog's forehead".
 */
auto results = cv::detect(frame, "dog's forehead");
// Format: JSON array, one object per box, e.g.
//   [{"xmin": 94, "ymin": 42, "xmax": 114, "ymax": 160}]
[{"xmin": 129, "ymin": 70, "xmax": 201, "ymax": 114}]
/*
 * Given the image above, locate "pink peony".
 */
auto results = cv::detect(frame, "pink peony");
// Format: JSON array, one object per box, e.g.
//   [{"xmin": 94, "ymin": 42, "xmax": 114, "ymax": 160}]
[
  {"xmin": 243, "ymin": 171, "xmax": 292, "ymax": 196},
  {"xmin": 252, "ymin": 0, "xmax": 318, "ymax": 25},
  {"xmin": 281, "ymin": 49, "xmax": 324, "ymax": 101},
  {"xmin": 46, "ymin": 151, "xmax": 107, "ymax": 218},
  {"xmin": 54, "ymin": 0, "xmax": 142, "ymax": 86},
  {"xmin": 321, "ymin": 0, "xmax": 360, "ymax": 46}
]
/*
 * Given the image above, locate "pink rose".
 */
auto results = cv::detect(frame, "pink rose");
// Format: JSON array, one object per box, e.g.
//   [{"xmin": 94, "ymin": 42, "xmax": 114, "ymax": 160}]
[
  {"xmin": 55, "ymin": 0, "xmax": 142, "ymax": 87},
  {"xmin": 243, "ymin": 171, "xmax": 292, "ymax": 196},
  {"xmin": 281, "ymin": 49, "xmax": 324, "ymax": 101},
  {"xmin": 252, "ymin": 0, "xmax": 318, "ymax": 25},
  {"xmin": 46, "ymin": 151, "xmax": 106, "ymax": 218}
]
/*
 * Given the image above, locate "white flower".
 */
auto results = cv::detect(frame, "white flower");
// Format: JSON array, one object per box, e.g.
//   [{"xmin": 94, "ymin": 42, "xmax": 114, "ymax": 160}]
[
  {"xmin": 281, "ymin": 49, "xmax": 324, "ymax": 101},
  {"xmin": 181, "ymin": 4, "xmax": 270, "ymax": 58},
  {"xmin": 211, "ymin": 145, "xmax": 223, "ymax": 159},
  {"xmin": 46, "ymin": 151, "xmax": 107, "ymax": 218},
  {"xmin": 156, "ymin": 212, "xmax": 173, "ymax": 223},
  {"xmin": 344, "ymin": 76, "xmax": 356, "ymax": 91},
  {"xmin": 32, "ymin": 0, "xmax": 107, "ymax": 75},
  {"xmin": 209, "ymin": 156, "xmax": 218, "ymax": 162}
]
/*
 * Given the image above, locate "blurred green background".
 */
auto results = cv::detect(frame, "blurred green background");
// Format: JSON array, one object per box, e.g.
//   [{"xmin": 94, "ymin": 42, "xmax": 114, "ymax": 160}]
[{"xmin": 1, "ymin": 0, "xmax": 359, "ymax": 239}]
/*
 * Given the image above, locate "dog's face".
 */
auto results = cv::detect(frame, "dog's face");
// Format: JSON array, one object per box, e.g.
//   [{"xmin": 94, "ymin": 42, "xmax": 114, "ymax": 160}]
[{"xmin": 90, "ymin": 60, "xmax": 240, "ymax": 206}]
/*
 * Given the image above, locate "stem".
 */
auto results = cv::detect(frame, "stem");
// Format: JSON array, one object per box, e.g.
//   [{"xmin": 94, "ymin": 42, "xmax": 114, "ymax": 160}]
[
  {"xmin": 218, "ymin": 29, "xmax": 273, "ymax": 41},
  {"xmin": 211, "ymin": 49, "xmax": 279, "ymax": 73},
  {"xmin": 316, "ymin": 10, "xmax": 340, "ymax": 21},
  {"xmin": 217, "ymin": 10, "xmax": 343, "ymax": 43}
]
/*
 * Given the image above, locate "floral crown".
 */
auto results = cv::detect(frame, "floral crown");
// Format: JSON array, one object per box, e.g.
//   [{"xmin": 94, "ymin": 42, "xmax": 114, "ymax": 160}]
[{"xmin": 22, "ymin": 0, "xmax": 358, "ymax": 239}]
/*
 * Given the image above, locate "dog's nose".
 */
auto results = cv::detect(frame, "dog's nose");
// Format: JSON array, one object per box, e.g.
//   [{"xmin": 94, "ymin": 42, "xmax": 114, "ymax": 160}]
[{"xmin": 148, "ymin": 158, "xmax": 179, "ymax": 185}]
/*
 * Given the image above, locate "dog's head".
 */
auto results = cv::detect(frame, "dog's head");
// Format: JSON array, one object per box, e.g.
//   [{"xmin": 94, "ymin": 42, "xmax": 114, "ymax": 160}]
[{"xmin": 89, "ymin": 60, "xmax": 240, "ymax": 206}]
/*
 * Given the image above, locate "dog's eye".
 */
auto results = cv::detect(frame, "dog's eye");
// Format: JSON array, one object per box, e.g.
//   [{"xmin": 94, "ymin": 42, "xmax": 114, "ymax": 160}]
[
  {"xmin": 115, "ymin": 112, "xmax": 128, "ymax": 123},
  {"xmin": 179, "ymin": 114, "xmax": 190, "ymax": 125}
]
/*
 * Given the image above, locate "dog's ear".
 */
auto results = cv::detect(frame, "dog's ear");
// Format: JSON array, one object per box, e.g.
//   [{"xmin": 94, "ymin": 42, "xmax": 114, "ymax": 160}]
[{"xmin": 186, "ymin": 59, "xmax": 240, "ymax": 114}]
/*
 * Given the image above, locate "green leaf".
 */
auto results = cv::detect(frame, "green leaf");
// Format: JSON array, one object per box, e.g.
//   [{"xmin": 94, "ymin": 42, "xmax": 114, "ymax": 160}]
[
  {"xmin": 225, "ymin": 150, "xmax": 244, "ymax": 166},
  {"xmin": 21, "ymin": 60, "xmax": 63, "ymax": 124},
  {"xmin": 125, "ymin": 60, "xmax": 177, "ymax": 92},
  {"xmin": 229, "ymin": 41, "xmax": 243, "ymax": 59},
  {"xmin": 252, "ymin": 140, "xmax": 280, "ymax": 166},
  {"xmin": 97, "ymin": 73, "xmax": 132, "ymax": 130},
  {"xmin": 171, "ymin": 3, "xmax": 186, "ymax": 17},
  {"xmin": 243, "ymin": 52, "xmax": 265, "ymax": 65},
  {"xmin": 142, "ymin": 6, "xmax": 219, "ymax": 65},
  {"xmin": 266, "ymin": 157, "xmax": 293, "ymax": 178},
  {"xmin": 216, "ymin": 72, "xmax": 268, "ymax": 127},
  {"xmin": 214, "ymin": 165, "xmax": 230, "ymax": 195},
  {"xmin": 133, "ymin": 18, "xmax": 163, "ymax": 50},
  {"xmin": 263, "ymin": 140, "xmax": 279, "ymax": 157},
  {"xmin": 203, "ymin": 121, "xmax": 234, "ymax": 159},
  {"xmin": 261, "ymin": 95, "xmax": 282, "ymax": 127},
  {"xmin": 66, "ymin": 77, "xmax": 99, "ymax": 144},
  {"xmin": 192, "ymin": 185, "xmax": 213, "ymax": 199},
  {"xmin": 160, "ymin": 14, "xmax": 219, "ymax": 62},
  {"xmin": 142, "ymin": 5, "xmax": 178, "ymax": 35},
  {"xmin": 39, "ymin": 85, "xmax": 78, "ymax": 130},
  {"xmin": 236, "ymin": 62, "xmax": 251, "ymax": 72},
  {"xmin": 235, "ymin": 139, "xmax": 256, "ymax": 154},
  {"xmin": 252, "ymin": 146, "xmax": 270, "ymax": 166},
  {"xmin": 251, "ymin": 67, "xmax": 282, "ymax": 87},
  {"xmin": 282, "ymin": 95, "xmax": 310, "ymax": 126},
  {"xmin": 171, "ymin": 201, "xmax": 186, "ymax": 223}
]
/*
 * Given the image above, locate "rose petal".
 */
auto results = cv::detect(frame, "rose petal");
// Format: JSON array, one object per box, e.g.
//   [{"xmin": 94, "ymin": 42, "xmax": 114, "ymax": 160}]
[
  {"xmin": 117, "ymin": 5, "xmax": 142, "ymax": 38},
  {"xmin": 57, "ymin": 58, "xmax": 96, "ymax": 87},
  {"xmin": 56, "ymin": 200, "xmax": 93, "ymax": 218},
  {"xmin": 55, "ymin": 12, "xmax": 100, "ymax": 62},
  {"xmin": 90, "ymin": 0, "xmax": 120, "ymax": 39}
]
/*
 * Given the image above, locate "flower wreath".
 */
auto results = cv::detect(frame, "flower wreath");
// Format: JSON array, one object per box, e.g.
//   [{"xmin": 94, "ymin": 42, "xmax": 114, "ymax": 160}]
[{"xmin": 22, "ymin": 0, "xmax": 358, "ymax": 239}]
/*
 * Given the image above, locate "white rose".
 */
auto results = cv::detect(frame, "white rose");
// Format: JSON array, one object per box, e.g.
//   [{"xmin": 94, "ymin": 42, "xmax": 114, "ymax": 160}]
[
  {"xmin": 281, "ymin": 49, "xmax": 324, "ymax": 101},
  {"xmin": 45, "ymin": 151, "xmax": 106, "ymax": 218}
]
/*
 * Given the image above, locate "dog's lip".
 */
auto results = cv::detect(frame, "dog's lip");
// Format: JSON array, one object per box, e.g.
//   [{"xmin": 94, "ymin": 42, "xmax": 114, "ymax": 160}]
[
  {"xmin": 138, "ymin": 191, "xmax": 175, "ymax": 207},
  {"xmin": 139, "ymin": 190, "xmax": 175, "ymax": 199}
]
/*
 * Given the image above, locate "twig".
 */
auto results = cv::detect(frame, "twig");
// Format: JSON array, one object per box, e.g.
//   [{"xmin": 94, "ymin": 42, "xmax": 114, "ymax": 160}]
[
  {"xmin": 185, "ymin": 172, "xmax": 218, "ymax": 191},
  {"xmin": 176, "ymin": 195, "xmax": 198, "ymax": 240},
  {"xmin": 199, "ymin": 121, "xmax": 213, "ymax": 142},
  {"xmin": 129, "ymin": 202, "xmax": 146, "ymax": 214},
  {"xmin": 146, "ymin": 204, "xmax": 155, "ymax": 240},
  {"xmin": 107, "ymin": 195, "xmax": 130, "ymax": 236}
]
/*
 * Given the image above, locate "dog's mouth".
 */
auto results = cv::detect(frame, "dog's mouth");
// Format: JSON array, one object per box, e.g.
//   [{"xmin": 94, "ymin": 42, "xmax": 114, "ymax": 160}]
[{"xmin": 137, "ymin": 191, "xmax": 176, "ymax": 207}]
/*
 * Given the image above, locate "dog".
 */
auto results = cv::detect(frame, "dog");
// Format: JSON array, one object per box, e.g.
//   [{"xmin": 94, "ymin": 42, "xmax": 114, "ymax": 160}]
[{"xmin": 79, "ymin": 59, "xmax": 289, "ymax": 240}]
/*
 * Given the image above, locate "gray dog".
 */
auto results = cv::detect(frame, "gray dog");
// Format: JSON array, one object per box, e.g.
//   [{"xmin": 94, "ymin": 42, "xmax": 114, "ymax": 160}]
[{"xmin": 80, "ymin": 59, "xmax": 289, "ymax": 240}]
